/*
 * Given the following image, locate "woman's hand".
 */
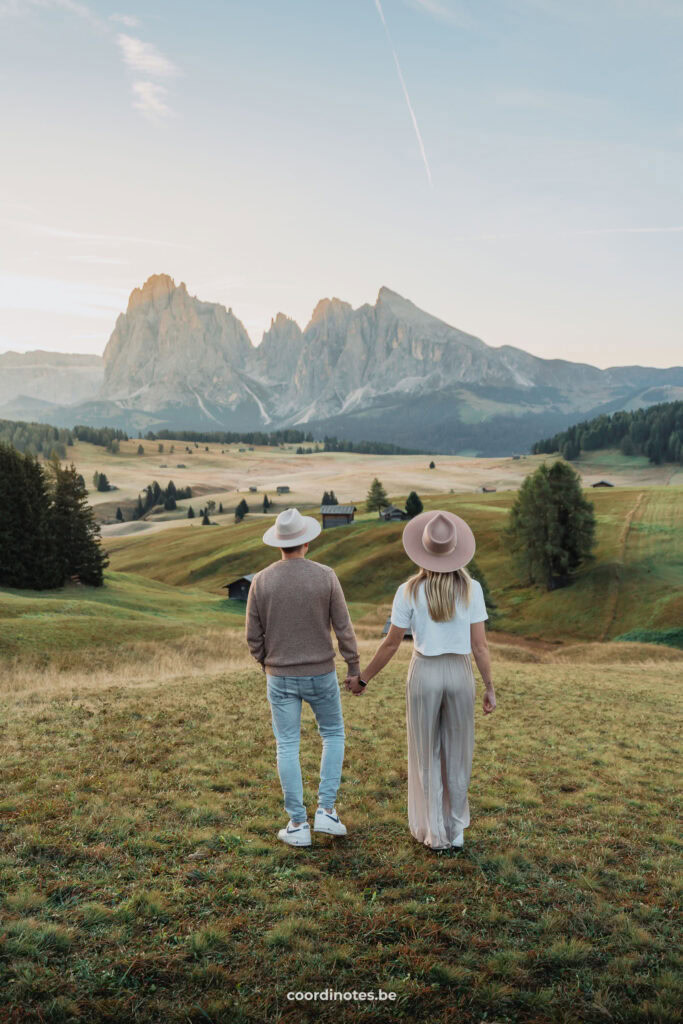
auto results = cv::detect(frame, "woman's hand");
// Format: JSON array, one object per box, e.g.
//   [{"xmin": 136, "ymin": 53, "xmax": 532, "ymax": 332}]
[
  {"xmin": 483, "ymin": 686, "xmax": 496, "ymax": 715},
  {"xmin": 344, "ymin": 674, "xmax": 366, "ymax": 696}
]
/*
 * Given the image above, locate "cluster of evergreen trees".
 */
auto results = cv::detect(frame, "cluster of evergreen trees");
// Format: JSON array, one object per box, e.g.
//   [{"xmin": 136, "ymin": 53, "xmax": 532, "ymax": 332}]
[
  {"xmin": 321, "ymin": 490, "xmax": 339, "ymax": 505},
  {"xmin": 0, "ymin": 444, "xmax": 108, "ymax": 589},
  {"xmin": 145, "ymin": 428, "xmax": 317, "ymax": 446},
  {"xmin": 506, "ymin": 460, "xmax": 596, "ymax": 590},
  {"xmin": 322, "ymin": 436, "xmax": 420, "ymax": 455},
  {"xmin": 132, "ymin": 480, "xmax": 192, "ymax": 519},
  {"xmin": 0, "ymin": 418, "xmax": 73, "ymax": 458},
  {"xmin": 533, "ymin": 401, "xmax": 683, "ymax": 465},
  {"xmin": 72, "ymin": 425, "xmax": 129, "ymax": 449}
]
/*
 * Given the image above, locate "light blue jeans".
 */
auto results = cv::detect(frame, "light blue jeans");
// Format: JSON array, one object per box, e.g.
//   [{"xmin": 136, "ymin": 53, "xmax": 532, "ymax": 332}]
[{"xmin": 266, "ymin": 669, "xmax": 345, "ymax": 823}]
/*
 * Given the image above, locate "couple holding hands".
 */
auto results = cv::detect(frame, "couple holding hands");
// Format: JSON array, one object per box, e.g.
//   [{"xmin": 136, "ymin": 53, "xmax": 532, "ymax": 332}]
[{"xmin": 245, "ymin": 506, "xmax": 496, "ymax": 851}]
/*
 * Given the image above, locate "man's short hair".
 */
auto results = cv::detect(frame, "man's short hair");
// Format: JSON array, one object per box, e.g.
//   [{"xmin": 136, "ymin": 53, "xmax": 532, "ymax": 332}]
[{"xmin": 280, "ymin": 542, "xmax": 305, "ymax": 553}]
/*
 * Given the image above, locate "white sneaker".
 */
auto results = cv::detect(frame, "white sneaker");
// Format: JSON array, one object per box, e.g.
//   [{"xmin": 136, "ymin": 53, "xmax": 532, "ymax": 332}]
[
  {"xmin": 277, "ymin": 820, "xmax": 311, "ymax": 847},
  {"xmin": 451, "ymin": 830, "xmax": 464, "ymax": 848},
  {"xmin": 314, "ymin": 807, "xmax": 347, "ymax": 836}
]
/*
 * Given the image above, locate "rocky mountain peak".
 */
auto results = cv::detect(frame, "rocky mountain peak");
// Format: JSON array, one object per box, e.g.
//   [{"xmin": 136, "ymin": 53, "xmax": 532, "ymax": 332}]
[
  {"xmin": 126, "ymin": 273, "xmax": 184, "ymax": 314},
  {"xmin": 307, "ymin": 296, "xmax": 352, "ymax": 328}
]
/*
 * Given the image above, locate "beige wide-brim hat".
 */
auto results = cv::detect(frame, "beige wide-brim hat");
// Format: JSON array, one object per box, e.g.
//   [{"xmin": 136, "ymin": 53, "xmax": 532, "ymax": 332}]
[
  {"xmin": 402, "ymin": 509, "xmax": 476, "ymax": 572},
  {"xmin": 262, "ymin": 507, "xmax": 321, "ymax": 548}
]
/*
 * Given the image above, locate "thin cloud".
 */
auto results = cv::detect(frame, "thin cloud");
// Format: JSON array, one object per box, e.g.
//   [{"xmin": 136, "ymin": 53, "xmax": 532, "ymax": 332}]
[
  {"xmin": 110, "ymin": 12, "xmax": 140, "ymax": 28},
  {"xmin": 18, "ymin": 222, "xmax": 191, "ymax": 247},
  {"xmin": 116, "ymin": 33, "xmax": 178, "ymax": 78},
  {"xmin": 131, "ymin": 81, "xmax": 171, "ymax": 119},
  {"xmin": 450, "ymin": 225, "xmax": 683, "ymax": 242},
  {"xmin": 0, "ymin": 0, "xmax": 103, "ymax": 28},
  {"xmin": 405, "ymin": 0, "xmax": 476, "ymax": 27},
  {"xmin": 373, "ymin": 0, "xmax": 433, "ymax": 187}
]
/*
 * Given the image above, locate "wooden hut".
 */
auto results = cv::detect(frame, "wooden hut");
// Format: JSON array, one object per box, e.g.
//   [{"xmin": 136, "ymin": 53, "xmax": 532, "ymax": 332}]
[
  {"xmin": 382, "ymin": 617, "xmax": 412, "ymax": 640},
  {"xmin": 223, "ymin": 574, "xmax": 254, "ymax": 601},
  {"xmin": 321, "ymin": 504, "xmax": 357, "ymax": 529},
  {"xmin": 379, "ymin": 504, "xmax": 408, "ymax": 522},
  {"xmin": 481, "ymin": 486, "xmax": 497, "ymax": 493},
  {"xmin": 276, "ymin": 485, "xmax": 290, "ymax": 494},
  {"xmin": 592, "ymin": 480, "xmax": 614, "ymax": 487}
]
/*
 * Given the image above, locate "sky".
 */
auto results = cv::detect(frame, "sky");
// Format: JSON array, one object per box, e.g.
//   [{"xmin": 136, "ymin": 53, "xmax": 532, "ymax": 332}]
[{"xmin": 0, "ymin": 0, "xmax": 681, "ymax": 369}]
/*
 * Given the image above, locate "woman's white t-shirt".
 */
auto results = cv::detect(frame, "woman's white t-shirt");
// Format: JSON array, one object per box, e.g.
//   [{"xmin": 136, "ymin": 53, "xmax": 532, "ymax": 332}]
[{"xmin": 390, "ymin": 578, "xmax": 488, "ymax": 656}]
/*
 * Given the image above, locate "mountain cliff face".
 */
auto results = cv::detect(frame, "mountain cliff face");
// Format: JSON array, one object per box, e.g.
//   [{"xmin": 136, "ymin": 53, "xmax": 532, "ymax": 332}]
[
  {"xmin": 102, "ymin": 274, "xmax": 256, "ymax": 425},
  {"xmin": 2, "ymin": 274, "xmax": 681, "ymax": 453},
  {"xmin": 0, "ymin": 350, "xmax": 103, "ymax": 407}
]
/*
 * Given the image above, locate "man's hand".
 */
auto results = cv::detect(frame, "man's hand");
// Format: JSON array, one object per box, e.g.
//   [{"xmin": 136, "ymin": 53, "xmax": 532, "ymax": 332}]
[{"xmin": 344, "ymin": 674, "xmax": 365, "ymax": 696}]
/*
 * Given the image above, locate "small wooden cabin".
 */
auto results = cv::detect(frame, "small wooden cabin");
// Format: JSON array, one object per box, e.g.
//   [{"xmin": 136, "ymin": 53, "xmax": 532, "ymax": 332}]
[
  {"xmin": 249, "ymin": 486, "xmax": 258, "ymax": 493},
  {"xmin": 382, "ymin": 617, "xmax": 412, "ymax": 640},
  {"xmin": 223, "ymin": 574, "xmax": 255, "ymax": 601},
  {"xmin": 481, "ymin": 486, "xmax": 497, "ymax": 493},
  {"xmin": 379, "ymin": 504, "xmax": 407, "ymax": 522},
  {"xmin": 592, "ymin": 480, "xmax": 614, "ymax": 488},
  {"xmin": 276, "ymin": 485, "xmax": 290, "ymax": 494},
  {"xmin": 321, "ymin": 504, "xmax": 357, "ymax": 529}
]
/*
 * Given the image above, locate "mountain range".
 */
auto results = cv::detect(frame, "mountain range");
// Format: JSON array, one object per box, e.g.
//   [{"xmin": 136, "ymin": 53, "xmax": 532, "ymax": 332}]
[{"xmin": 2, "ymin": 273, "xmax": 682, "ymax": 455}]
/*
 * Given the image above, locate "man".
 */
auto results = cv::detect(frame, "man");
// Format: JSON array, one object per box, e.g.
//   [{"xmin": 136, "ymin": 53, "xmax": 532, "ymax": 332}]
[{"xmin": 245, "ymin": 507, "xmax": 361, "ymax": 847}]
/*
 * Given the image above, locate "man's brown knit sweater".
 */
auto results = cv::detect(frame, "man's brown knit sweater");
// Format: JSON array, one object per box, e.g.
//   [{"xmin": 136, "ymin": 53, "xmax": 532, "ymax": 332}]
[{"xmin": 245, "ymin": 557, "xmax": 360, "ymax": 678}]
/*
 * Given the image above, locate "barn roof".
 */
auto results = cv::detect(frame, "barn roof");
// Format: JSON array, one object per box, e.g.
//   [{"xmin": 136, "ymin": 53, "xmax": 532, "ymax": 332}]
[
  {"xmin": 320, "ymin": 505, "xmax": 357, "ymax": 514},
  {"xmin": 223, "ymin": 573, "xmax": 255, "ymax": 587}
]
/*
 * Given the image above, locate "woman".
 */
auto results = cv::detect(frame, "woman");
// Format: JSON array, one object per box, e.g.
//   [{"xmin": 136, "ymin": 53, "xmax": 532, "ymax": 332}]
[{"xmin": 347, "ymin": 510, "xmax": 496, "ymax": 850}]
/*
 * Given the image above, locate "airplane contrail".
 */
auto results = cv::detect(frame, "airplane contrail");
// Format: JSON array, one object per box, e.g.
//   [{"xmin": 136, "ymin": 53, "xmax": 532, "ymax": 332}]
[{"xmin": 373, "ymin": 0, "xmax": 433, "ymax": 187}]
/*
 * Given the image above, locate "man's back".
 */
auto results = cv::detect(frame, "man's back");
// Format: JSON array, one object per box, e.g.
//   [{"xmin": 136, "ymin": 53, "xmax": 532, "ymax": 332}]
[{"xmin": 246, "ymin": 558, "xmax": 360, "ymax": 678}]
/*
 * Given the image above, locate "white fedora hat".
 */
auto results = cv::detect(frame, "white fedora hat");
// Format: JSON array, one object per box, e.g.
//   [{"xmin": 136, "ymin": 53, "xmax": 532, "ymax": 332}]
[{"xmin": 262, "ymin": 507, "xmax": 321, "ymax": 548}]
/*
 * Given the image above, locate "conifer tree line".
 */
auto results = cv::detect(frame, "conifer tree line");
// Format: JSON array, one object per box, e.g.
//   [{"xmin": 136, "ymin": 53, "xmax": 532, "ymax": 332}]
[
  {"xmin": 0, "ymin": 418, "xmax": 73, "ymax": 457},
  {"xmin": 0, "ymin": 444, "xmax": 108, "ymax": 589},
  {"xmin": 131, "ymin": 480, "xmax": 192, "ymax": 519},
  {"xmin": 321, "ymin": 490, "xmax": 339, "ymax": 505},
  {"xmin": 72, "ymin": 425, "xmax": 129, "ymax": 449},
  {"xmin": 533, "ymin": 401, "xmax": 683, "ymax": 465}
]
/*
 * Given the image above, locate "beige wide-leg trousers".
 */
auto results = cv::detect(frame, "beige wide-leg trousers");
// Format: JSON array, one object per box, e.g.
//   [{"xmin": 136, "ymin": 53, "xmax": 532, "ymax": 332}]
[{"xmin": 406, "ymin": 650, "xmax": 476, "ymax": 849}]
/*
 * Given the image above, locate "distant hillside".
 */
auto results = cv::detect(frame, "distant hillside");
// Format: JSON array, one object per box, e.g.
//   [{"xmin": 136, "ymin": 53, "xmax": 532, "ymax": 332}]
[
  {"xmin": 533, "ymin": 401, "xmax": 683, "ymax": 465},
  {"xmin": 104, "ymin": 487, "xmax": 682, "ymax": 645}
]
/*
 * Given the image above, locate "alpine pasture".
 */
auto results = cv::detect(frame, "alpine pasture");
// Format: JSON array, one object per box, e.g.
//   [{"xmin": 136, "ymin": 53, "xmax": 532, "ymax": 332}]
[{"xmin": 1, "ymin": 441, "xmax": 681, "ymax": 1023}]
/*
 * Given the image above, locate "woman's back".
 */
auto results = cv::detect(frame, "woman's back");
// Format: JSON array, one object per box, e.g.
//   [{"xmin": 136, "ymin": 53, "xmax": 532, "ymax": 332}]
[{"xmin": 391, "ymin": 576, "xmax": 488, "ymax": 656}]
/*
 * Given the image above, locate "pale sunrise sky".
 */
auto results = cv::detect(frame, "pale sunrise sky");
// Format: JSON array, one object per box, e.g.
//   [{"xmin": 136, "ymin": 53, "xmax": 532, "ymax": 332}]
[{"xmin": 0, "ymin": 0, "xmax": 681, "ymax": 368}]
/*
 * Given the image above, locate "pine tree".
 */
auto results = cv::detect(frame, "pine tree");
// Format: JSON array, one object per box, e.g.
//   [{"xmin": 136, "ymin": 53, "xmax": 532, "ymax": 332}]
[
  {"xmin": 366, "ymin": 477, "xmax": 390, "ymax": 512},
  {"xmin": 164, "ymin": 495, "xmax": 176, "ymax": 510},
  {"xmin": 0, "ymin": 443, "xmax": 61, "ymax": 588},
  {"xmin": 322, "ymin": 491, "xmax": 330, "ymax": 505},
  {"xmin": 405, "ymin": 491, "xmax": 423, "ymax": 518},
  {"xmin": 187, "ymin": 505, "xmax": 195, "ymax": 518},
  {"xmin": 202, "ymin": 512, "xmax": 210, "ymax": 525},
  {"xmin": 505, "ymin": 460, "xmax": 596, "ymax": 590},
  {"xmin": 468, "ymin": 559, "xmax": 498, "ymax": 624},
  {"xmin": 97, "ymin": 472, "xmax": 110, "ymax": 492},
  {"xmin": 429, "ymin": 461, "xmax": 436, "ymax": 469},
  {"xmin": 219, "ymin": 502, "xmax": 224, "ymax": 513},
  {"xmin": 262, "ymin": 494, "xmax": 270, "ymax": 513},
  {"xmin": 48, "ymin": 459, "xmax": 109, "ymax": 586},
  {"xmin": 116, "ymin": 507, "xmax": 124, "ymax": 522},
  {"xmin": 329, "ymin": 490, "xmax": 338, "ymax": 505},
  {"xmin": 235, "ymin": 498, "xmax": 249, "ymax": 522}
]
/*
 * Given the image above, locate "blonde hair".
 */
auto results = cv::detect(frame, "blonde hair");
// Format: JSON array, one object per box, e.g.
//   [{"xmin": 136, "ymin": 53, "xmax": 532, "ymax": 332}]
[{"xmin": 405, "ymin": 566, "xmax": 472, "ymax": 622}]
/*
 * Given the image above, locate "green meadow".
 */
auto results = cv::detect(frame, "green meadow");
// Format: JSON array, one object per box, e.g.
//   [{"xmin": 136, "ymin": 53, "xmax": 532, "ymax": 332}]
[{"xmin": 1, "ymin": 480, "xmax": 682, "ymax": 1022}]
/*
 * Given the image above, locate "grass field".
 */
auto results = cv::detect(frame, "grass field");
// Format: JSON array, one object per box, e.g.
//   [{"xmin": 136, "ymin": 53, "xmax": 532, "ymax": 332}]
[
  {"xmin": 1, "ymin": 446, "xmax": 681, "ymax": 1021},
  {"xmin": 101, "ymin": 485, "xmax": 683, "ymax": 645},
  {"xmin": 1, "ymin": 640, "xmax": 681, "ymax": 1023},
  {"xmin": 55, "ymin": 440, "xmax": 678, "ymax": 532}
]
